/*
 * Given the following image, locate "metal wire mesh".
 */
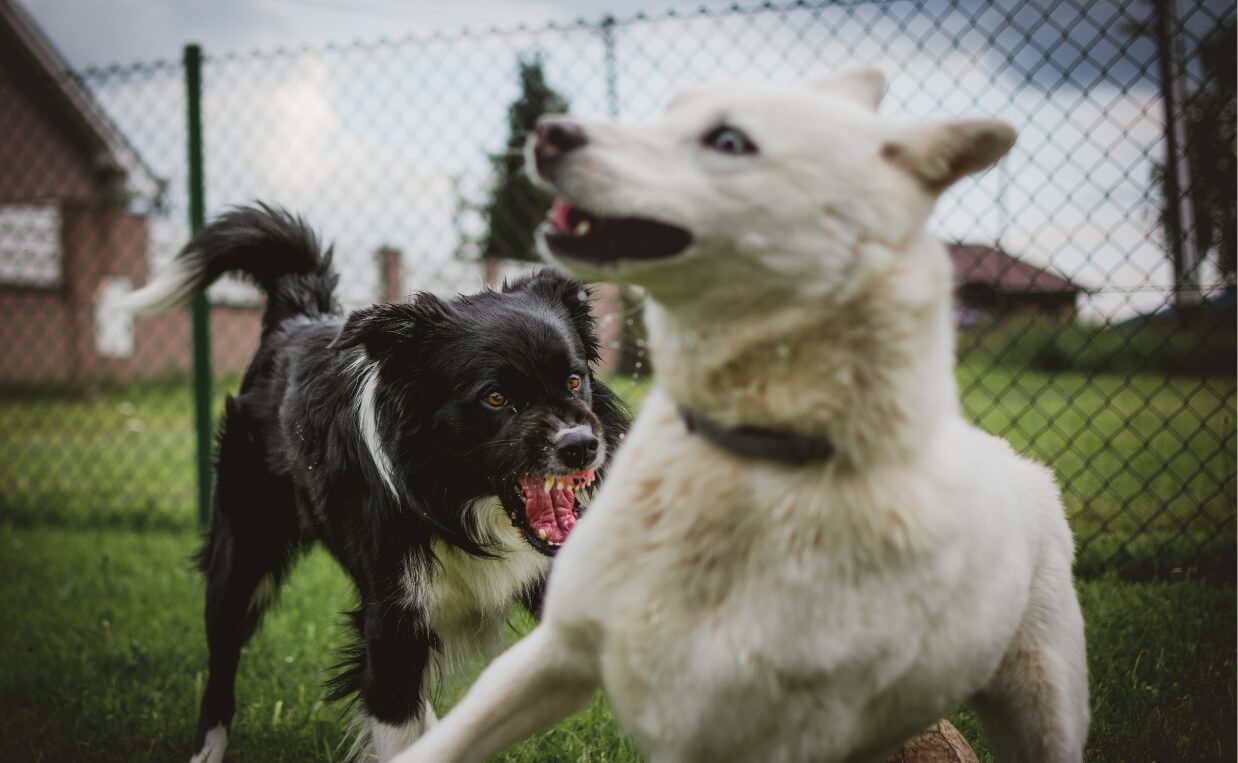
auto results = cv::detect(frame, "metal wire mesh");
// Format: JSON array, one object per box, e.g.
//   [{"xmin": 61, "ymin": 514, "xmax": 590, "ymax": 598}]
[{"xmin": 0, "ymin": 0, "xmax": 1233, "ymax": 579}]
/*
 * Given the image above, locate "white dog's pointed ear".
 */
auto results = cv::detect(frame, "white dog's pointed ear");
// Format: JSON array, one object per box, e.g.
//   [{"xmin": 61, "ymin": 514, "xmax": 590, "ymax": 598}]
[
  {"xmin": 812, "ymin": 68, "xmax": 886, "ymax": 109},
  {"xmin": 881, "ymin": 119, "xmax": 1016, "ymax": 191}
]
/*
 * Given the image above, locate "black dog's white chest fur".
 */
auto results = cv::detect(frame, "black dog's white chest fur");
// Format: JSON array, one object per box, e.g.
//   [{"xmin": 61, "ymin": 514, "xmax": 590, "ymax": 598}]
[{"xmin": 402, "ymin": 499, "xmax": 550, "ymax": 654}]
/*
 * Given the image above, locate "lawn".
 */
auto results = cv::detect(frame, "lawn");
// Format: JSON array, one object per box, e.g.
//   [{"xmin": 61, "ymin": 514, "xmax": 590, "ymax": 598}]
[
  {"xmin": 0, "ymin": 363, "xmax": 1234, "ymax": 760},
  {"xmin": 2, "ymin": 361, "xmax": 1233, "ymax": 578},
  {"xmin": 0, "ymin": 526, "xmax": 1232, "ymax": 762}
]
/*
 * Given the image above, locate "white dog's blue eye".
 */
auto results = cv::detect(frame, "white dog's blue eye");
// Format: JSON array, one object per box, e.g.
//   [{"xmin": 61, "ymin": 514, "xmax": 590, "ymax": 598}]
[{"xmin": 703, "ymin": 126, "xmax": 757, "ymax": 155}]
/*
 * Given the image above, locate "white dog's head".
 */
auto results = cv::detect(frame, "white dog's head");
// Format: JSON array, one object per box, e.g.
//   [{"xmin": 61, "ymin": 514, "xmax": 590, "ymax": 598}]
[{"xmin": 526, "ymin": 70, "xmax": 1014, "ymax": 310}]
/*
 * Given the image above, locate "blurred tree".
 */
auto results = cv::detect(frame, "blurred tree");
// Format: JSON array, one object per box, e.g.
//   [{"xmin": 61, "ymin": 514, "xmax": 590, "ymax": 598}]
[
  {"xmin": 480, "ymin": 57, "xmax": 568, "ymax": 266},
  {"xmin": 1153, "ymin": 19, "xmax": 1236, "ymax": 289}
]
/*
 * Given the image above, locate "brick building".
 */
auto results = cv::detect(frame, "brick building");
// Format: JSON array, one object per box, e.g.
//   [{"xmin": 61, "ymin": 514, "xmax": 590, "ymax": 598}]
[
  {"xmin": 948, "ymin": 242, "xmax": 1083, "ymax": 323},
  {"xmin": 0, "ymin": 0, "xmax": 263, "ymax": 388}
]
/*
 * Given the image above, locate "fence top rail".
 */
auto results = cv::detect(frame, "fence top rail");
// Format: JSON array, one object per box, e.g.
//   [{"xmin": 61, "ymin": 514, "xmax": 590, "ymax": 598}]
[{"xmin": 72, "ymin": 0, "xmax": 950, "ymax": 77}]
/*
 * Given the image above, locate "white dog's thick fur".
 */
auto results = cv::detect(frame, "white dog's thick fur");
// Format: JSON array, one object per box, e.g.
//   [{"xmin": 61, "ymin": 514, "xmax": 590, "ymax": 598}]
[{"xmin": 395, "ymin": 71, "xmax": 1088, "ymax": 763}]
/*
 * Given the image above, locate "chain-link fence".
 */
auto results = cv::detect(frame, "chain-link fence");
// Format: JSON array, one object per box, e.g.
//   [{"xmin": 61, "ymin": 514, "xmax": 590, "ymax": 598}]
[{"xmin": 0, "ymin": 0, "xmax": 1233, "ymax": 579}]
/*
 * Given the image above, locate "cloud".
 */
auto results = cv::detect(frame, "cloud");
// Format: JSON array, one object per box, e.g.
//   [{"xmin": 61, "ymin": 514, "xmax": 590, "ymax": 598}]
[
  {"xmin": 43, "ymin": 0, "xmax": 1232, "ymax": 321},
  {"xmin": 22, "ymin": 0, "xmax": 752, "ymax": 68}
]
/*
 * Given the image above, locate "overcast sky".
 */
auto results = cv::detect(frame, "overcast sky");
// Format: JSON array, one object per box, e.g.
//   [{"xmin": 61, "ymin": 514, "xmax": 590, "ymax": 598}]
[
  {"xmin": 22, "ymin": 0, "xmax": 746, "ymax": 69},
  {"xmin": 15, "ymin": 0, "xmax": 1236, "ymax": 320}
]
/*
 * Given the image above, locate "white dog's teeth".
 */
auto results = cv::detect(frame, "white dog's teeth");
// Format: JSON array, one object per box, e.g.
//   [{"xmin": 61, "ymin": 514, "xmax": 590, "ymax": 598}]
[
  {"xmin": 537, "ymin": 528, "xmax": 548, "ymax": 540},
  {"xmin": 544, "ymin": 477, "xmax": 554, "ymax": 491},
  {"xmin": 574, "ymin": 220, "xmax": 591, "ymax": 236}
]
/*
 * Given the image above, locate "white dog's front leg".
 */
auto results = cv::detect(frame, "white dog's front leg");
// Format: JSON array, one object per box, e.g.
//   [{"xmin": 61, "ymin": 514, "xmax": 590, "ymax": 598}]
[
  {"xmin": 972, "ymin": 539, "xmax": 1089, "ymax": 763},
  {"xmin": 391, "ymin": 625, "xmax": 598, "ymax": 763}
]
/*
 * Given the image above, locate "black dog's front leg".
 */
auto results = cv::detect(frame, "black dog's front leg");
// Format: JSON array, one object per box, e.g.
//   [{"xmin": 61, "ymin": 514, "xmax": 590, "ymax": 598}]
[
  {"xmin": 520, "ymin": 574, "xmax": 548, "ymax": 620},
  {"xmin": 357, "ymin": 599, "xmax": 438, "ymax": 762}
]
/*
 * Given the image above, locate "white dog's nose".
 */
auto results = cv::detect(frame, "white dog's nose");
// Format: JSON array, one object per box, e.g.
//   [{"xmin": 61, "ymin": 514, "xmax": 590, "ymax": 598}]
[{"xmin": 535, "ymin": 117, "xmax": 588, "ymax": 164}]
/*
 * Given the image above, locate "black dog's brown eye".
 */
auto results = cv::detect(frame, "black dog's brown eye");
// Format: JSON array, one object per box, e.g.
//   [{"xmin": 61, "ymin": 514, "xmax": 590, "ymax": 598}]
[
  {"xmin": 483, "ymin": 391, "xmax": 508, "ymax": 408},
  {"xmin": 703, "ymin": 125, "xmax": 757, "ymax": 155},
  {"xmin": 567, "ymin": 373, "xmax": 583, "ymax": 391}
]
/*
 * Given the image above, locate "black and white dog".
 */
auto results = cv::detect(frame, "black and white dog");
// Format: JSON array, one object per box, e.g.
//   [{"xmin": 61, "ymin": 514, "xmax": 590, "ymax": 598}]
[{"xmin": 116, "ymin": 205, "xmax": 628, "ymax": 762}]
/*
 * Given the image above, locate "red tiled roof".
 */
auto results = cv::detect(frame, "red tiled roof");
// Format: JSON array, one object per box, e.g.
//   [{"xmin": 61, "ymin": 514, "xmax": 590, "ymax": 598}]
[{"xmin": 947, "ymin": 243, "xmax": 1080, "ymax": 294}]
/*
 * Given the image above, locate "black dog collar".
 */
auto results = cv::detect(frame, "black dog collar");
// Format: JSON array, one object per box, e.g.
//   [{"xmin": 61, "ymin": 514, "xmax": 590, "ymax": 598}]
[{"xmin": 678, "ymin": 405, "xmax": 835, "ymax": 466}]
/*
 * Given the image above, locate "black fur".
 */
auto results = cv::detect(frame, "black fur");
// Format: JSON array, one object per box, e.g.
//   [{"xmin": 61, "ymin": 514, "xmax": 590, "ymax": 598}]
[{"xmin": 180, "ymin": 205, "xmax": 629, "ymax": 757}]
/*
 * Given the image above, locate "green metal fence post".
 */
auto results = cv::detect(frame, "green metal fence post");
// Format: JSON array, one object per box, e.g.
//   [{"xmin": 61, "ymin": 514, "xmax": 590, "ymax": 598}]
[
  {"xmin": 184, "ymin": 44, "xmax": 213, "ymax": 528},
  {"xmin": 600, "ymin": 15, "xmax": 618, "ymax": 119}
]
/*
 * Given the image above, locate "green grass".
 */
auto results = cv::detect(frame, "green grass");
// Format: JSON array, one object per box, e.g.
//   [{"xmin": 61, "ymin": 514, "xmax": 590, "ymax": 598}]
[
  {"xmin": 0, "ymin": 525, "xmax": 1232, "ymax": 762},
  {"xmin": 957, "ymin": 317, "xmax": 1237, "ymax": 378},
  {"xmin": 0, "ymin": 362, "xmax": 1233, "ymax": 760},
  {"xmin": 0, "ymin": 377, "xmax": 242, "ymax": 533},
  {"xmin": 6, "ymin": 359, "xmax": 1229, "ymax": 579},
  {"xmin": 955, "ymin": 365, "xmax": 1236, "ymax": 579}
]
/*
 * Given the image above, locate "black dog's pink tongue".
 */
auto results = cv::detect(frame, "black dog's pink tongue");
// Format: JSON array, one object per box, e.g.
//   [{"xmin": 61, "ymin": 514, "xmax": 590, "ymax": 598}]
[
  {"xmin": 517, "ymin": 475, "xmax": 577, "ymax": 545},
  {"xmin": 548, "ymin": 199, "xmax": 573, "ymax": 234}
]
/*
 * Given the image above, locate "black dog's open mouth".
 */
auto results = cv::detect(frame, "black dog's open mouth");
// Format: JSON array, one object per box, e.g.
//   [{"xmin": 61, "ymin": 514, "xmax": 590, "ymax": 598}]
[
  {"xmin": 501, "ymin": 469, "xmax": 598, "ymax": 555},
  {"xmin": 541, "ymin": 199, "xmax": 693, "ymax": 263}
]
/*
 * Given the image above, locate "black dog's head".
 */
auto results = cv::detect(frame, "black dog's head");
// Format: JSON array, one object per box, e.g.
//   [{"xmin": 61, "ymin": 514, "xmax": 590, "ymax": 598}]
[{"xmin": 332, "ymin": 269, "xmax": 629, "ymax": 556}]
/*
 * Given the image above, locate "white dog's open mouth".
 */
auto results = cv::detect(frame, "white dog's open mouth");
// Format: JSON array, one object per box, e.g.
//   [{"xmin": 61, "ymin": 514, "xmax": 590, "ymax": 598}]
[{"xmin": 541, "ymin": 199, "xmax": 693, "ymax": 263}]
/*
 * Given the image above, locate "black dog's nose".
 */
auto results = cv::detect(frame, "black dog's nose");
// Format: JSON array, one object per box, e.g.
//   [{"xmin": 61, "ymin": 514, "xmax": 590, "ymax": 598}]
[
  {"xmin": 536, "ymin": 118, "xmax": 588, "ymax": 161},
  {"xmin": 555, "ymin": 427, "xmax": 599, "ymax": 470}
]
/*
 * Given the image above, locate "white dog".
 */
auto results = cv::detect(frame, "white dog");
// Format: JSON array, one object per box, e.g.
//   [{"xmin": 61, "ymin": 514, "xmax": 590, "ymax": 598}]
[{"xmin": 395, "ymin": 70, "xmax": 1088, "ymax": 763}]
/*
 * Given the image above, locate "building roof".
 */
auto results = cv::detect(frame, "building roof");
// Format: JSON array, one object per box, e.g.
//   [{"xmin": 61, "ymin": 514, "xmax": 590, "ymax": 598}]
[
  {"xmin": 947, "ymin": 243, "xmax": 1081, "ymax": 295},
  {"xmin": 0, "ymin": 0, "xmax": 163, "ymax": 205}
]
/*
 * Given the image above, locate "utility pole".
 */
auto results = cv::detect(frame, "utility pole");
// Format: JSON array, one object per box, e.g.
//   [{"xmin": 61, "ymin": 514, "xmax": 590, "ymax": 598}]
[{"xmin": 1152, "ymin": 0, "xmax": 1202, "ymax": 310}]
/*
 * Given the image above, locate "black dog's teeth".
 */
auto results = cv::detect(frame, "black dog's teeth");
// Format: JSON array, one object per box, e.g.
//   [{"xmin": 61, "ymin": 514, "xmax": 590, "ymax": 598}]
[{"xmin": 500, "ymin": 473, "xmax": 599, "ymax": 557}]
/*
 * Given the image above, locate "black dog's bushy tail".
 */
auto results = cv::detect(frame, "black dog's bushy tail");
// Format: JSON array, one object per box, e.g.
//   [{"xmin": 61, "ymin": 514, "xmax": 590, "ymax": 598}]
[{"xmin": 112, "ymin": 203, "xmax": 339, "ymax": 331}]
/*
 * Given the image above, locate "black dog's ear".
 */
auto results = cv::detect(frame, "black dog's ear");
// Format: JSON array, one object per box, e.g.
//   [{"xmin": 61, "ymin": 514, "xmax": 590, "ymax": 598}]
[
  {"xmin": 506, "ymin": 269, "xmax": 601, "ymax": 364},
  {"xmin": 330, "ymin": 293, "xmax": 451, "ymax": 359}
]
